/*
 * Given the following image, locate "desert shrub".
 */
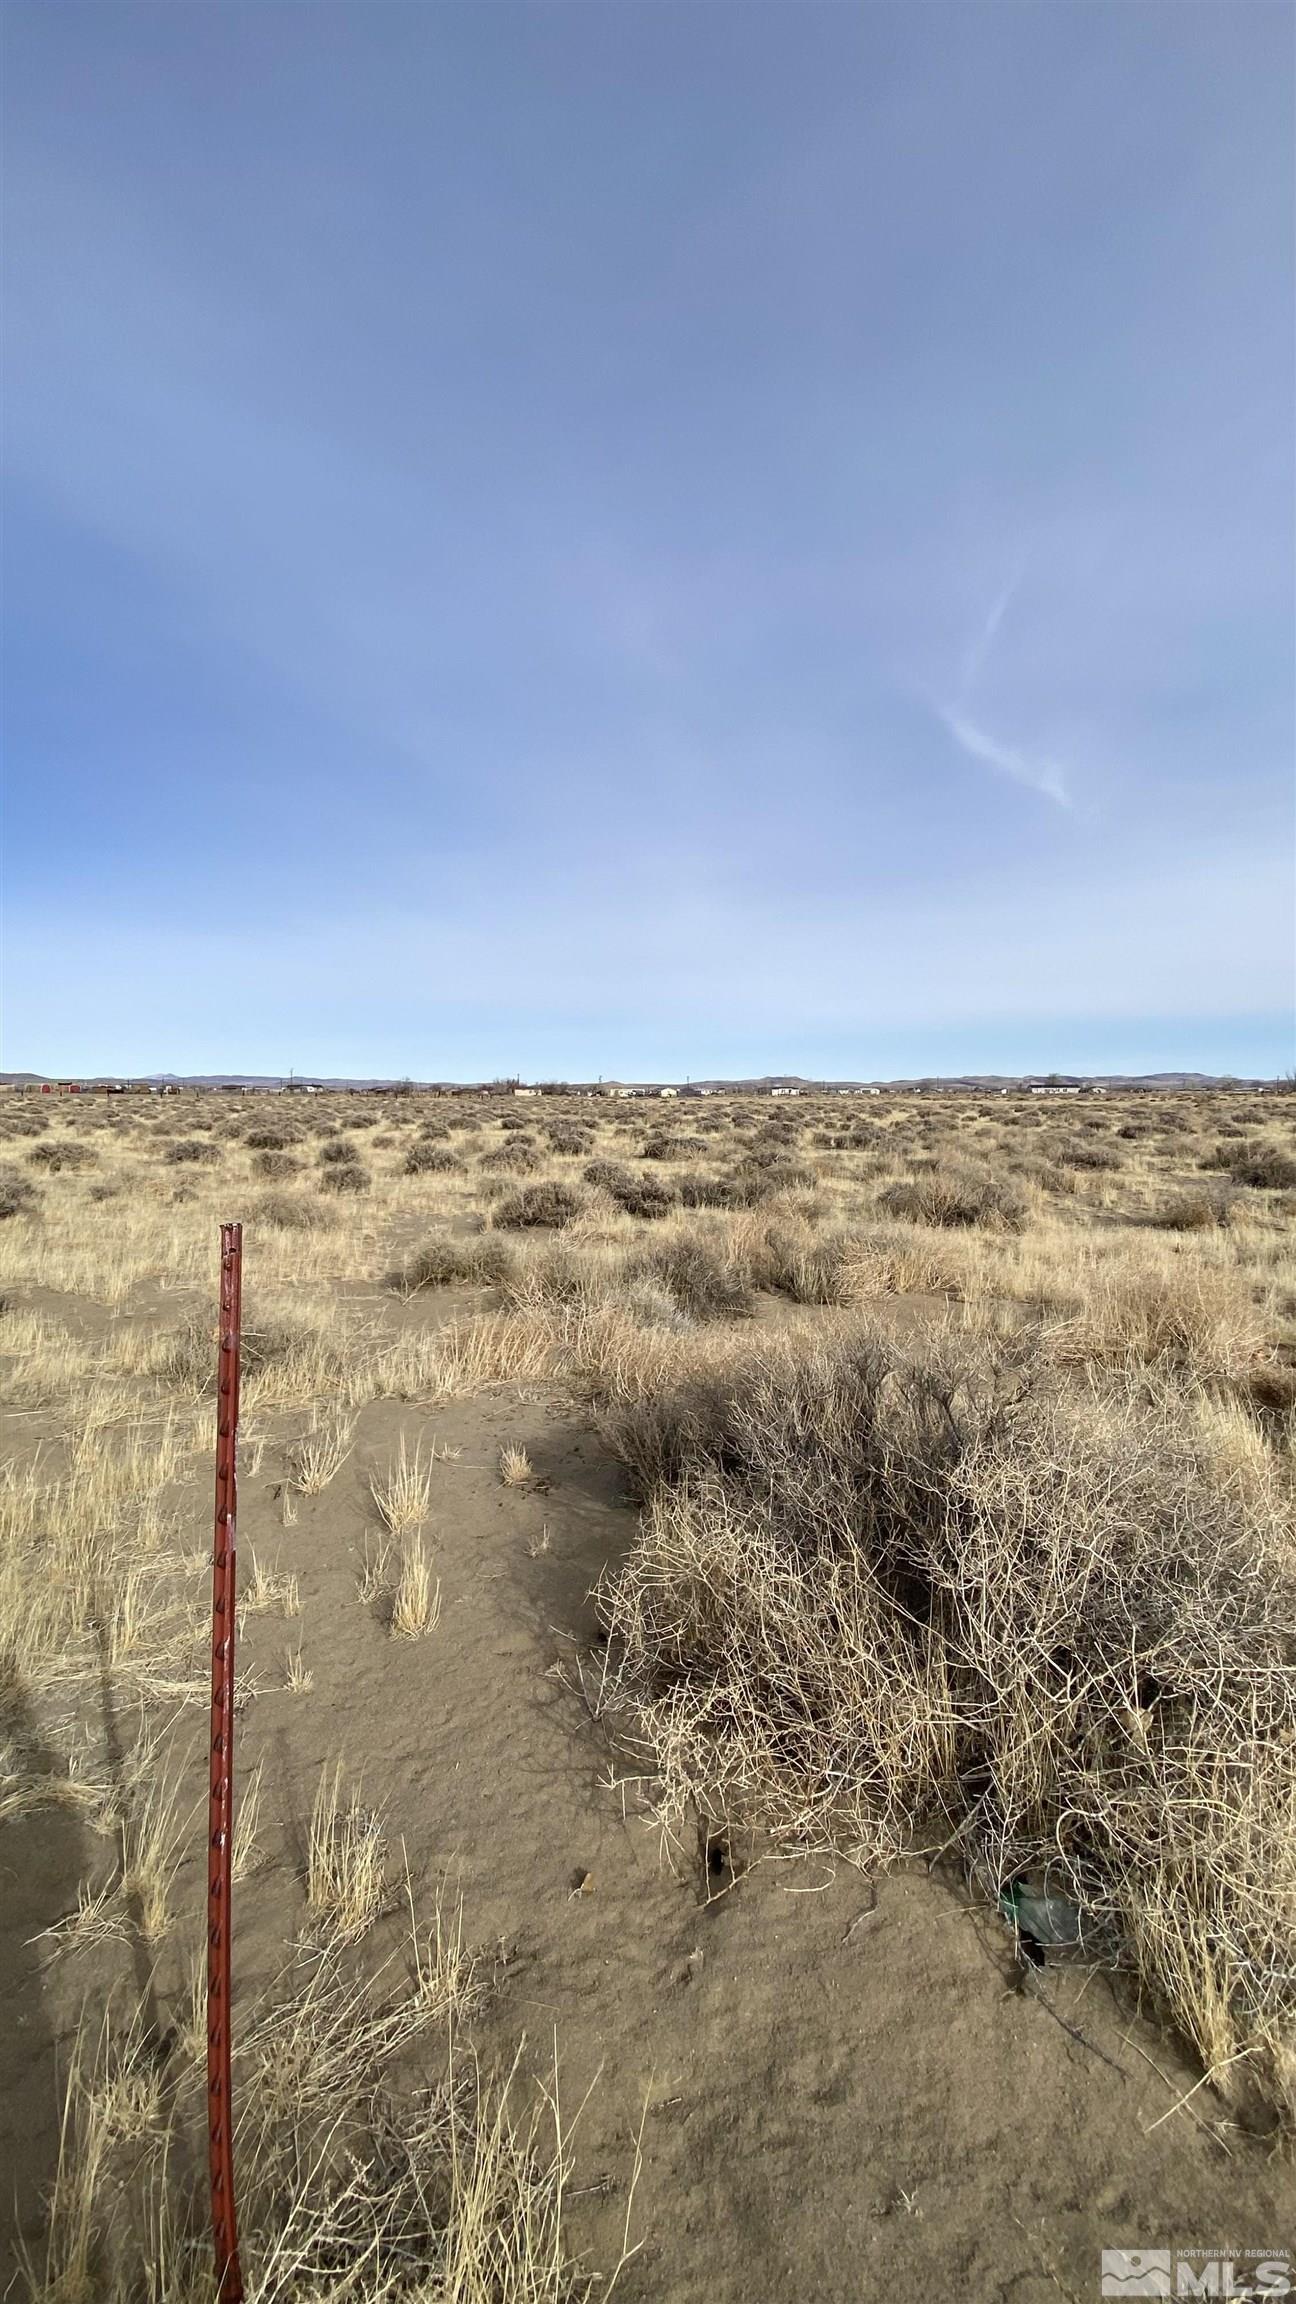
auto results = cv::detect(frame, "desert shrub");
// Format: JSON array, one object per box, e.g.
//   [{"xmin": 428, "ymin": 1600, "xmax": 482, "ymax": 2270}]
[
  {"xmin": 741, "ymin": 1143, "xmax": 800, "ymax": 1171},
  {"xmin": 1059, "ymin": 1142, "xmax": 1120, "ymax": 1172},
  {"xmin": 319, "ymin": 1161, "xmax": 370, "ymax": 1193},
  {"xmin": 319, "ymin": 1139, "xmax": 362, "ymax": 1166},
  {"xmin": 498, "ymin": 1112, "xmax": 534, "ymax": 1132},
  {"xmin": 388, "ymin": 1235, "xmax": 518, "ymax": 1294},
  {"xmin": 757, "ymin": 1226, "xmax": 856, "ymax": 1305},
  {"xmin": 878, "ymin": 1167, "xmax": 1025, "ymax": 1231},
  {"xmin": 598, "ymin": 1326, "xmax": 1296, "ymax": 2120},
  {"xmin": 637, "ymin": 1234, "xmax": 755, "ymax": 1322},
  {"xmin": 610, "ymin": 1172, "xmax": 677, "ymax": 1220},
  {"xmin": 581, "ymin": 1157, "xmax": 677, "ymax": 1218},
  {"xmin": 1251, "ymin": 1365, "xmax": 1296, "ymax": 1417},
  {"xmin": 1214, "ymin": 1143, "xmax": 1296, "ymax": 1191},
  {"xmin": 544, "ymin": 1122, "xmax": 591, "ymax": 1155},
  {"xmin": 27, "ymin": 1139, "xmax": 98, "ymax": 1171},
  {"xmin": 640, "ymin": 1133, "xmax": 707, "ymax": 1161},
  {"xmin": 1023, "ymin": 1157, "xmax": 1078, "ymax": 1195},
  {"xmin": 1150, "ymin": 1189, "xmax": 1235, "ymax": 1232},
  {"xmin": 583, "ymin": 1158, "xmax": 631, "ymax": 1193},
  {"xmin": 494, "ymin": 1181, "xmax": 584, "ymax": 1231},
  {"xmin": 253, "ymin": 1148, "xmax": 301, "ymax": 1179},
  {"xmin": 480, "ymin": 1142, "xmax": 540, "ymax": 1175},
  {"xmin": 731, "ymin": 1156, "xmax": 817, "ymax": 1203},
  {"xmin": 253, "ymin": 1192, "xmax": 335, "ymax": 1230},
  {"xmin": 165, "ymin": 1138, "xmax": 222, "ymax": 1166},
  {"xmin": 404, "ymin": 1142, "xmax": 464, "ymax": 1175},
  {"xmin": 0, "ymin": 1166, "xmax": 40, "ymax": 1219},
  {"xmin": 676, "ymin": 1173, "xmax": 744, "ymax": 1211},
  {"xmin": 245, "ymin": 1124, "xmax": 303, "ymax": 1151}
]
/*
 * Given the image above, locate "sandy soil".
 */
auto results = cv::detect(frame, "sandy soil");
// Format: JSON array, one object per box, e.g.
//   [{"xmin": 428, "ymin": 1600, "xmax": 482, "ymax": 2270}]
[{"xmin": 8, "ymin": 1366, "xmax": 1280, "ymax": 2301}]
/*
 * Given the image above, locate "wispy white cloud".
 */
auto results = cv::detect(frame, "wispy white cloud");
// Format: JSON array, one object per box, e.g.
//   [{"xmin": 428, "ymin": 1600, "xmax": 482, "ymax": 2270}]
[
  {"xmin": 960, "ymin": 559, "xmax": 1025, "ymax": 690},
  {"xmin": 940, "ymin": 705, "xmax": 1072, "ymax": 810},
  {"xmin": 938, "ymin": 556, "xmax": 1072, "ymax": 809}
]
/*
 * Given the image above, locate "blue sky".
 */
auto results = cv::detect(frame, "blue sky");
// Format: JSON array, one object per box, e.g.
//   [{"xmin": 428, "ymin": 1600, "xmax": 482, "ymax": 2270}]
[{"xmin": 4, "ymin": 2, "xmax": 1293, "ymax": 1080}]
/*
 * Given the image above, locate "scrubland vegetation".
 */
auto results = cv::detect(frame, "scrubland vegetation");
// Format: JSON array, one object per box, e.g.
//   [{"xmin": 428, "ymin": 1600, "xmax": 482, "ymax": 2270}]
[{"xmin": 1, "ymin": 1080, "xmax": 1294, "ymax": 2294}]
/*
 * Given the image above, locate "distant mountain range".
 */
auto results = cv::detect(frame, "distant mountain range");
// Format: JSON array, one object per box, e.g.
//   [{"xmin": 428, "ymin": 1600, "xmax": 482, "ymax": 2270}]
[
  {"xmin": 1, "ymin": 1069, "xmax": 1276, "ymax": 1093},
  {"xmin": 683, "ymin": 1072, "xmax": 1262, "ymax": 1091}
]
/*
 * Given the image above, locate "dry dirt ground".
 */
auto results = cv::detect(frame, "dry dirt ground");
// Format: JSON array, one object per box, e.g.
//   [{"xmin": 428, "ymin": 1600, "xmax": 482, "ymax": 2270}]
[{"xmin": 2, "ymin": 1086, "xmax": 1294, "ymax": 2301}]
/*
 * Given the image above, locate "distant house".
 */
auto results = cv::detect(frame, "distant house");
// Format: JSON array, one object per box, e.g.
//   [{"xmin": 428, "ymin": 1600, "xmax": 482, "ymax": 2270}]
[{"xmin": 657, "ymin": 1086, "xmax": 679, "ymax": 1098}]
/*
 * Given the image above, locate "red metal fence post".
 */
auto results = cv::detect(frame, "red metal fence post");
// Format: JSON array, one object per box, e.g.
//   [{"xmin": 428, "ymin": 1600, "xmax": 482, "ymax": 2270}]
[{"xmin": 208, "ymin": 1222, "xmax": 245, "ymax": 2304}]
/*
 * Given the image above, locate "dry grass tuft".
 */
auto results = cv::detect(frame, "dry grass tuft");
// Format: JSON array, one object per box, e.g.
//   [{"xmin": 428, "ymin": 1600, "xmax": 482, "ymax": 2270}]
[
  {"xmin": 289, "ymin": 1411, "xmax": 355, "ymax": 1494},
  {"xmin": 1046, "ymin": 1263, "xmax": 1271, "ymax": 1385},
  {"xmin": 283, "ymin": 1643, "xmax": 313, "ymax": 1692},
  {"xmin": 118, "ymin": 1766, "xmax": 192, "ymax": 1945},
  {"xmin": 370, "ymin": 1435, "xmax": 434, "ymax": 1534},
  {"xmin": 307, "ymin": 1763, "xmax": 389, "ymax": 1941},
  {"xmin": 232, "ymin": 1758, "xmax": 265, "ymax": 1881},
  {"xmin": 499, "ymin": 1443, "xmax": 533, "ymax": 1486},
  {"xmin": 390, "ymin": 1534, "xmax": 441, "ymax": 1638},
  {"xmin": 25, "ymin": 1892, "xmax": 609, "ymax": 2304}
]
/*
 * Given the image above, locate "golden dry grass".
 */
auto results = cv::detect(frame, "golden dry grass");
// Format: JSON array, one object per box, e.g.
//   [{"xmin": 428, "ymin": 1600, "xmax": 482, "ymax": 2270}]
[{"xmin": 0, "ymin": 1077, "xmax": 1292, "ymax": 2290}]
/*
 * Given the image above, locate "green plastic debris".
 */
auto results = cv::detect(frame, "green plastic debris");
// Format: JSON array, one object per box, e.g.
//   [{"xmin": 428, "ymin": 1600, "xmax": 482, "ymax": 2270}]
[{"xmin": 999, "ymin": 1879, "xmax": 1084, "ymax": 1950}]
